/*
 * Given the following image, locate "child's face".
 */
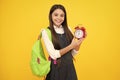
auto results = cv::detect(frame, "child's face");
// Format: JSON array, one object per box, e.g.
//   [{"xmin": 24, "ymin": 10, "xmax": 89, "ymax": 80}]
[{"xmin": 52, "ymin": 9, "xmax": 65, "ymax": 27}]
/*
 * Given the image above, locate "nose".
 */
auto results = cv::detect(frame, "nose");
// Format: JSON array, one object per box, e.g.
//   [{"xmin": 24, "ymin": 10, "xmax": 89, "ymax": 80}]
[
  {"xmin": 56, "ymin": 17, "xmax": 60, "ymax": 20},
  {"xmin": 57, "ymin": 15, "xmax": 62, "ymax": 19}
]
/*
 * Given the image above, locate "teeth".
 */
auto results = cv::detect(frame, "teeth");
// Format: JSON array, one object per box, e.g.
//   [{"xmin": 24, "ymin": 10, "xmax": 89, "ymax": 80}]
[
  {"xmin": 56, "ymin": 21, "xmax": 61, "ymax": 23},
  {"xmin": 56, "ymin": 20, "xmax": 61, "ymax": 22}
]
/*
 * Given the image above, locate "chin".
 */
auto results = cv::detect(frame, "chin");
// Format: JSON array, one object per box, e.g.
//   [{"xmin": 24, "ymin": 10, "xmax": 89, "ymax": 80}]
[{"xmin": 55, "ymin": 24, "xmax": 61, "ymax": 27}]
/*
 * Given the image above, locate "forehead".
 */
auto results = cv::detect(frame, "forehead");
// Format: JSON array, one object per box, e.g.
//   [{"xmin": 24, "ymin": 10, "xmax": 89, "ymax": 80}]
[{"xmin": 52, "ymin": 9, "xmax": 64, "ymax": 14}]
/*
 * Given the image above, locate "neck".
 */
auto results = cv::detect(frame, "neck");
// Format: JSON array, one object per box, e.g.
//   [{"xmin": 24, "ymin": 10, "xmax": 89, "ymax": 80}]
[{"xmin": 54, "ymin": 25, "xmax": 62, "ymax": 28}]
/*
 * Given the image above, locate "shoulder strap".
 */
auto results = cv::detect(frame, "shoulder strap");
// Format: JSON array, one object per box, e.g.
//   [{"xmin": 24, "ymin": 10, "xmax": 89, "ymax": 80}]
[
  {"xmin": 40, "ymin": 28, "xmax": 52, "ymax": 60},
  {"xmin": 39, "ymin": 28, "xmax": 52, "ymax": 41},
  {"xmin": 44, "ymin": 28, "xmax": 52, "ymax": 41}
]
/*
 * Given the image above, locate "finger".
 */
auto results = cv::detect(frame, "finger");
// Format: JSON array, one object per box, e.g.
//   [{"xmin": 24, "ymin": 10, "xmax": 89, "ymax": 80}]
[
  {"xmin": 78, "ymin": 38, "xmax": 84, "ymax": 44},
  {"xmin": 72, "ymin": 37, "xmax": 76, "ymax": 41},
  {"xmin": 81, "ymin": 38, "xmax": 85, "ymax": 41}
]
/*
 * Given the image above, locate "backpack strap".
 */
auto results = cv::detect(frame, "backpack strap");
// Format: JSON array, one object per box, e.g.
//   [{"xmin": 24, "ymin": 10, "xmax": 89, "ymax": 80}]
[
  {"xmin": 39, "ymin": 28, "xmax": 51, "ymax": 40},
  {"xmin": 40, "ymin": 28, "xmax": 52, "ymax": 61},
  {"xmin": 45, "ymin": 28, "xmax": 52, "ymax": 41}
]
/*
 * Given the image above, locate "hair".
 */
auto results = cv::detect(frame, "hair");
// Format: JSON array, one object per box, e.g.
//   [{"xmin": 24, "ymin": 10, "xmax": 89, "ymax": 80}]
[{"xmin": 49, "ymin": 4, "xmax": 73, "ymax": 49}]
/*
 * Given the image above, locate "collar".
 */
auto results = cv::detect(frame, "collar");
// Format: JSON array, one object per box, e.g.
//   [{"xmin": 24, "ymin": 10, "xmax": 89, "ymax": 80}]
[
  {"xmin": 53, "ymin": 25, "xmax": 63, "ymax": 29},
  {"xmin": 53, "ymin": 25, "xmax": 64, "ymax": 34}
]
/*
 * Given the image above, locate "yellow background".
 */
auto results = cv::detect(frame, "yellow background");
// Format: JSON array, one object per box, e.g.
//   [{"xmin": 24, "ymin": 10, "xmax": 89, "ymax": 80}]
[{"xmin": 0, "ymin": 0, "xmax": 120, "ymax": 80}]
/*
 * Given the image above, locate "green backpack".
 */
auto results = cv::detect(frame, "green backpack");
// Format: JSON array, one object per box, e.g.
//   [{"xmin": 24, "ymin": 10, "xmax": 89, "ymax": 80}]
[{"xmin": 30, "ymin": 28, "xmax": 52, "ymax": 77}]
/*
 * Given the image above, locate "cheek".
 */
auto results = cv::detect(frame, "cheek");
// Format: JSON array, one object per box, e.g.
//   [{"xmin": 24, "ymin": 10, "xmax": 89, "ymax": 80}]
[
  {"xmin": 51, "ymin": 15, "xmax": 54, "ymax": 20},
  {"xmin": 62, "ymin": 18, "xmax": 65, "ymax": 23},
  {"xmin": 62, "ymin": 18, "xmax": 65, "ymax": 21},
  {"xmin": 51, "ymin": 16, "xmax": 55, "ymax": 22},
  {"xmin": 62, "ymin": 16, "xmax": 65, "ymax": 21},
  {"xmin": 51, "ymin": 14, "xmax": 55, "ymax": 19},
  {"xmin": 52, "ymin": 16, "xmax": 57, "ymax": 21}
]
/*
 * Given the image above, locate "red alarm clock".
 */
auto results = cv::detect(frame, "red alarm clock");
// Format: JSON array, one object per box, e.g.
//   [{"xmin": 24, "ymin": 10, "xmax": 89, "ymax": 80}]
[{"xmin": 74, "ymin": 25, "xmax": 86, "ymax": 39}]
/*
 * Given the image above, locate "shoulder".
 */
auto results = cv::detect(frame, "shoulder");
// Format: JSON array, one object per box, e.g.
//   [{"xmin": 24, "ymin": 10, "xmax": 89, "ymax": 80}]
[
  {"xmin": 40, "ymin": 27, "xmax": 48, "ymax": 36},
  {"xmin": 41, "ymin": 27, "xmax": 52, "ymax": 40},
  {"xmin": 41, "ymin": 27, "xmax": 50, "ymax": 33}
]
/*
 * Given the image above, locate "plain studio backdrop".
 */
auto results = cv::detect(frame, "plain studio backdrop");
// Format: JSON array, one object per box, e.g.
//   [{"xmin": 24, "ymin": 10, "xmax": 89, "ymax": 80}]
[{"xmin": 0, "ymin": 0, "xmax": 120, "ymax": 80}]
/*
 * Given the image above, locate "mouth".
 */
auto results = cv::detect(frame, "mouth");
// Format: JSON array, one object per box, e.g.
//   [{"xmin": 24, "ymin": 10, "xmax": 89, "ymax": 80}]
[{"xmin": 55, "ymin": 20, "xmax": 62, "ymax": 23}]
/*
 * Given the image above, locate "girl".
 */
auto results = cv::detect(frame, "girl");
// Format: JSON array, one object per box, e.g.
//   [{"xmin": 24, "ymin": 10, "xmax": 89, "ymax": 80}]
[{"xmin": 42, "ymin": 4, "xmax": 86, "ymax": 80}]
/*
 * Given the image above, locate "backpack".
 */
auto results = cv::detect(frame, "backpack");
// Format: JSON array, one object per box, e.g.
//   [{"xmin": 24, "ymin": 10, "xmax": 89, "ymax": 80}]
[{"xmin": 30, "ymin": 28, "xmax": 52, "ymax": 77}]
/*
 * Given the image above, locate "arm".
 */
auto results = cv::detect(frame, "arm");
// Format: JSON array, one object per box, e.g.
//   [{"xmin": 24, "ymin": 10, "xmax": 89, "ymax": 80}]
[
  {"xmin": 68, "ymin": 27, "xmax": 79, "ymax": 55},
  {"xmin": 42, "ymin": 29, "xmax": 61, "ymax": 60},
  {"xmin": 60, "ymin": 37, "xmax": 84, "ymax": 56},
  {"xmin": 42, "ymin": 29, "xmax": 84, "ymax": 59},
  {"xmin": 68, "ymin": 26, "xmax": 86, "ymax": 56},
  {"xmin": 59, "ymin": 44, "xmax": 73, "ymax": 56}
]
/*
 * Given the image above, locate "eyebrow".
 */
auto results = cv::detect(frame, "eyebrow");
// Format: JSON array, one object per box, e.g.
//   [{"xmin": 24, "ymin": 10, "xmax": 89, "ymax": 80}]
[{"xmin": 53, "ymin": 12, "xmax": 64, "ymax": 15}]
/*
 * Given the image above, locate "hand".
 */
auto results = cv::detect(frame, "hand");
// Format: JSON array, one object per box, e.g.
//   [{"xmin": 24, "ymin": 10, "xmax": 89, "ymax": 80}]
[
  {"xmin": 74, "ymin": 30, "xmax": 87, "ymax": 50},
  {"xmin": 74, "ymin": 38, "xmax": 85, "ymax": 51},
  {"xmin": 70, "ymin": 37, "xmax": 83, "ymax": 49},
  {"xmin": 71, "ymin": 30, "xmax": 87, "ymax": 50}
]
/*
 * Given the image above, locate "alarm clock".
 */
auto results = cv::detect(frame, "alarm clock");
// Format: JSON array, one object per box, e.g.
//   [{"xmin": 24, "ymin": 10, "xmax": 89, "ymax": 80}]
[{"xmin": 74, "ymin": 26, "xmax": 86, "ymax": 39}]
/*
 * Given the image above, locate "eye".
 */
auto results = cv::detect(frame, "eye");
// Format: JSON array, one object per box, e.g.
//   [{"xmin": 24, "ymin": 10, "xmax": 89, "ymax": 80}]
[
  {"xmin": 60, "ymin": 14, "xmax": 64, "ymax": 17},
  {"xmin": 54, "ymin": 13, "xmax": 58, "ymax": 16}
]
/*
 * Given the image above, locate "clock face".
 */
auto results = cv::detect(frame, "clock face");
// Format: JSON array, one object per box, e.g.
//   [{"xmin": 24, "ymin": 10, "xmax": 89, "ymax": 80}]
[{"xmin": 75, "ymin": 30, "xmax": 84, "ymax": 39}]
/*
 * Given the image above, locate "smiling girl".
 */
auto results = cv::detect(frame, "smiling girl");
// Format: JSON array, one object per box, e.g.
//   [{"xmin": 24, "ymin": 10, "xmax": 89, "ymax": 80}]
[{"xmin": 42, "ymin": 4, "xmax": 86, "ymax": 80}]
